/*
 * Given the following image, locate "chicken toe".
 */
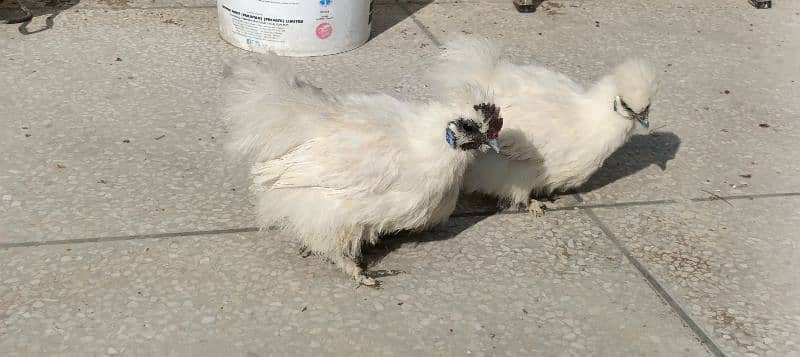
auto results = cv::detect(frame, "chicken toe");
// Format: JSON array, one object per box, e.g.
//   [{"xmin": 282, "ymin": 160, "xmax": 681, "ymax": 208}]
[{"xmin": 528, "ymin": 199, "xmax": 546, "ymax": 217}]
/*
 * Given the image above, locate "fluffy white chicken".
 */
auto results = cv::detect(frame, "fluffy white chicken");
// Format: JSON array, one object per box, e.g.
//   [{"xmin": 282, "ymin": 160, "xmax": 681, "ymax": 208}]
[
  {"xmin": 222, "ymin": 57, "xmax": 503, "ymax": 285},
  {"xmin": 431, "ymin": 37, "xmax": 658, "ymax": 215}
]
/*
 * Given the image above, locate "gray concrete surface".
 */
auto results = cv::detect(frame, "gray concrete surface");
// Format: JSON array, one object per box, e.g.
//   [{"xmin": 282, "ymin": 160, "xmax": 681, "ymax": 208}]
[{"xmin": 1, "ymin": 0, "xmax": 798, "ymax": 356}]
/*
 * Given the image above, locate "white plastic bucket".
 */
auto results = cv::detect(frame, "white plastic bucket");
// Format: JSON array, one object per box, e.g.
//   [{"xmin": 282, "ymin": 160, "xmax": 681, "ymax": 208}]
[{"xmin": 217, "ymin": 0, "xmax": 374, "ymax": 57}]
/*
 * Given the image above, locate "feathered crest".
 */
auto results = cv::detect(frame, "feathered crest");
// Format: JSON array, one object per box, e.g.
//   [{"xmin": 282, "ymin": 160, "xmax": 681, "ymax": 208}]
[{"xmin": 473, "ymin": 103, "xmax": 503, "ymax": 139}]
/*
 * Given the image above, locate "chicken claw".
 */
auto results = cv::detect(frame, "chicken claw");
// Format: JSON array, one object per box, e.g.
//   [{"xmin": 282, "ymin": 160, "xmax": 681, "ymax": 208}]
[
  {"xmin": 298, "ymin": 245, "xmax": 313, "ymax": 258},
  {"xmin": 528, "ymin": 199, "xmax": 546, "ymax": 217},
  {"xmin": 356, "ymin": 275, "xmax": 379, "ymax": 288}
]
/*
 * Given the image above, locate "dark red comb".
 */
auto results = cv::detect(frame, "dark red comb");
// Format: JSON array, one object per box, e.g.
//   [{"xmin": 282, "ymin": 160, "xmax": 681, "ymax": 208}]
[{"xmin": 473, "ymin": 103, "xmax": 503, "ymax": 139}]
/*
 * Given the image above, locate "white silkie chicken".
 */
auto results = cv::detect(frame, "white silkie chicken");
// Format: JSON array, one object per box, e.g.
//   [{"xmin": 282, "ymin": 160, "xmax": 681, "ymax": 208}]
[
  {"xmin": 222, "ymin": 57, "xmax": 503, "ymax": 285},
  {"xmin": 431, "ymin": 37, "xmax": 658, "ymax": 215}
]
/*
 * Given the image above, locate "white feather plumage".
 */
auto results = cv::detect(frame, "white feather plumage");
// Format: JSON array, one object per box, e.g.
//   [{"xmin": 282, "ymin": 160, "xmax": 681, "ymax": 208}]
[
  {"xmin": 222, "ymin": 57, "xmax": 498, "ymax": 284},
  {"xmin": 431, "ymin": 37, "xmax": 658, "ymax": 213}
]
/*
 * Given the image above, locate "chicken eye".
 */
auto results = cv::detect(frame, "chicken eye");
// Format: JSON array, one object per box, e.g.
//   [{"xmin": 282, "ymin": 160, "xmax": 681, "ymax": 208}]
[
  {"xmin": 620, "ymin": 100, "xmax": 633, "ymax": 114},
  {"xmin": 461, "ymin": 122, "xmax": 480, "ymax": 134}
]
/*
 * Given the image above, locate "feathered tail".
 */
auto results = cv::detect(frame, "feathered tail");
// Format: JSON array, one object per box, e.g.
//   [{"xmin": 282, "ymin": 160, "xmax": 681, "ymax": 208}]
[
  {"xmin": 429, "ymin": 35, "xmax": 503, "ymax": 95},
  {"xmin": 220, "ymin": 56, "xmax": 333, "ymax": 165}
]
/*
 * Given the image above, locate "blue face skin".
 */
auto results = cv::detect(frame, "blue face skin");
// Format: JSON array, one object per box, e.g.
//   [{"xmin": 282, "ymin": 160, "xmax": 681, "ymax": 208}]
[
  {"xmin": 445, "ymin": 125, "xmax": 500, "ymax": 152},
  {"xmin": 446, "ymin": 127, "xmax": 458, "ymax": 148}
]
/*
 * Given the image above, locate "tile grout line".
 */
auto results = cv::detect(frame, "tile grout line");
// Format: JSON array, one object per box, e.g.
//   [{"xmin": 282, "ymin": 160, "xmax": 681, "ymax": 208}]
[
  {"xmin": 1, "ymin": 191, "xmax": 798, "ymax": 250},
  {"xmin": 12, "ymin": 0, "xmax": 497, "ymax": 12},
  {"xmin": 395, "ymin": 0, "xmax": 443, "ymax": 47},
  {"xmin": 15, "ymin": 5, "xmax": 218, "ymax": 10},
  {"xmin": 99, "ymin": 5, "xmax": 217, "ymax": 9},
  {"xmin": 11, "ymin": 2, "xmax": 420, "ymax": 12},
  {"xmin": 571, "ymin": 193, "xmax": 726, "ymax": 357},
  {"xmin": 0, "ymin": 227, "xmax": 259, "ymax": 249},
  {"xmin": 466, "ymin": 191, "xmax": 800, "ymax": 214},
  {"xmin": 690, "ymin": 191, "xmax": 800, "ymax": 202}
]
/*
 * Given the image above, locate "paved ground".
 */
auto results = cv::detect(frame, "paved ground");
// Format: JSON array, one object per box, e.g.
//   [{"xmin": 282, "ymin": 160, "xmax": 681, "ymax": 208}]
[{"xmin": 1, "ymin": 0, "xmax": 799, "ymax": 356}]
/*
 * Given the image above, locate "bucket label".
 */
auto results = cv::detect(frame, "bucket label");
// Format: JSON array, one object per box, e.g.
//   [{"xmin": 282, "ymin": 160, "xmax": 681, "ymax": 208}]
[
  {"xmin": 221, "ymin": 5, "xmax": 304, "ymax": 43},
  {"xmin": 315, "ymin": 23, "xmax": 332, "ymax": 39},
  {"xmin": 317, "ymin": 0, "xmax": 334, "ymax": 20}
]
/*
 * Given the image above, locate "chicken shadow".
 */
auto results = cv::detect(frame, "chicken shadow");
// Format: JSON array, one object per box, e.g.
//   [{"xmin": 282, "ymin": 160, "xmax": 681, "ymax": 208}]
[
  {"xmin": 361, "ymin": 214, "xmax": 490, "ymax": 278},
  {"xmin": 351, "ymin": 132, "xmax": 679, "ymax": 279},
  {"xmin": 576, "ymin": 132, "xmax": 681, "ymax": 193},
  {"xmin": 0, "ymin": 0, "xmax": 79, "ymax": 35},
  {"xmin": 370, "ymin": 0, "xmax": 433, "ymax": 39}
]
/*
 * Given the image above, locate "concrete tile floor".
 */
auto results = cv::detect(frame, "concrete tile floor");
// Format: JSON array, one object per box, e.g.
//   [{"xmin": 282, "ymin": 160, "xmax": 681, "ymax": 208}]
[
  {"xmin": 1, "ymin": 0, "xmax": 799, "ymax": 356},
  {"xmin": 592, "ymin": 198, "xmax": 800, "ymax": 356},
  {"xmin": 0, "ymin": 213, "xmax": 708, "ymax": 356}
]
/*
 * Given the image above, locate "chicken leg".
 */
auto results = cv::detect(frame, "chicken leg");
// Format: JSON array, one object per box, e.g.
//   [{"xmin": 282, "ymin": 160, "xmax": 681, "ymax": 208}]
[{"xmin": 336, "ymin": 225, "xmax": 378, "ymax": 287}]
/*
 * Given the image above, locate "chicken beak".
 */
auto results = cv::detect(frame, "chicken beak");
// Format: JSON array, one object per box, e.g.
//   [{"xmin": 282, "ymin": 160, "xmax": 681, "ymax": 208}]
[
  {"xmin": 485, "ymin": 138, "xmax": 501, "ymax": 153},
  {"xmin": 636, "ymin": 112, "xmax": 650, "ymax": 129}
]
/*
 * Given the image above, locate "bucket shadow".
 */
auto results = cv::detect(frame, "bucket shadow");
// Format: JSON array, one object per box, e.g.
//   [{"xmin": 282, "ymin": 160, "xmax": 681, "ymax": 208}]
[
  {"xmin": 371, "ymin": 0, "xmax": 433, "ymax": 39},
  {"xmin": 0, "ymin": 0, "xmax": 80, "ymax": 34}
]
